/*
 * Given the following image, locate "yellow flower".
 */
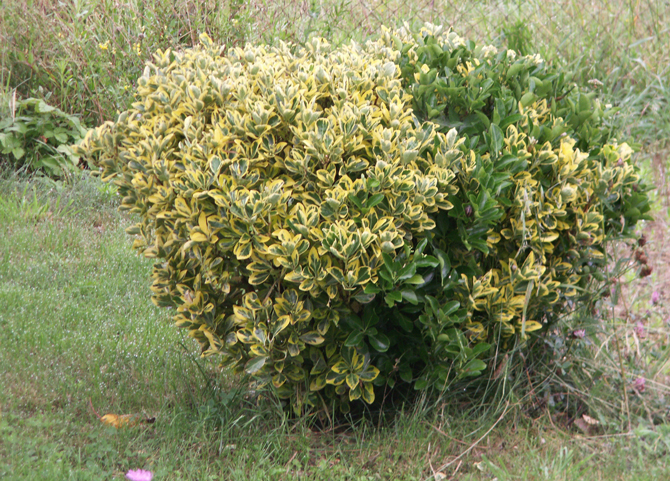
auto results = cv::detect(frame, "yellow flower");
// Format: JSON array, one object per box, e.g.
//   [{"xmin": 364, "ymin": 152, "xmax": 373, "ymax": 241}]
[{"xmin": 99, "ymin": 40, "xmax": 110, "ymax": 51}]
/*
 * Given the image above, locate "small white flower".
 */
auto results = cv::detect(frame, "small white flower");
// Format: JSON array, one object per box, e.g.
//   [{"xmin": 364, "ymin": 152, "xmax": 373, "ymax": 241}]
[{"xmin": 481, "ymin": 45, "xmax": 498, "ymax": 59}]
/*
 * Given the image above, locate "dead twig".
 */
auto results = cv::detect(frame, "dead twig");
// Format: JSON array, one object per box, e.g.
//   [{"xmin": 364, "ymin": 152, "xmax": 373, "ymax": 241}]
[
  {"xmin": 427, "ymin": 423, "xmax": 486, "ymax": 449},
  {"xmin": 436, "ymin": 401, "xmax": 510, "ymax": 472},
  {"xmin": 284, "ymin": 450, "xmax": 298, "ymax": 473}
]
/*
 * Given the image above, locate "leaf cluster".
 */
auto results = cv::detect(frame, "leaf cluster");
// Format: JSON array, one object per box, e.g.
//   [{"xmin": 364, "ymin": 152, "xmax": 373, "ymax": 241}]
[
  {"xmin": 76, "ymin": 34, "xmax": 462, "ymax": 413},
  {"xmin": 0, "ymin": 97, "xmax": 88, "ymax": 177},
  {"xmin": 366, "ymin": 24, "xmax": 653, "ymax": 390}
]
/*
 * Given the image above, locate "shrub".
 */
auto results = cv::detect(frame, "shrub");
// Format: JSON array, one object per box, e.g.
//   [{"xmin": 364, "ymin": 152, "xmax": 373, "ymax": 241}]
[
  {"xmin": 76, "ymin": 26, "xmax": 651, "ymax": 414},
  {"xmin": 0, "ymin": 96, "xmax": 88, "ymax": 177},
  {"xmin": 372, "ymin": 23, "xmax": 651, "ymax": 388}
]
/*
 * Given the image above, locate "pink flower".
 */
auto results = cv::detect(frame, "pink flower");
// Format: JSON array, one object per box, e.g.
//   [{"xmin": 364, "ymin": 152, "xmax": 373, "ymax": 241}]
[
  {"xmin": 651, "ymin": 291, "xmax": 660, "ymax": 305},
  {"xmin": 634, "ymin": 321, "xmax": 646, "ymax": 338},
  {"xmin": 126, "ymin": 470, "xmax": 153, "ymax": 481},
  {"xmin": 632, "ymin": 377, "xmax": 646, "ymax": 393},
  {"xmin": 571, "ymin": 329, "xmax": 586, "ymax": 339}
]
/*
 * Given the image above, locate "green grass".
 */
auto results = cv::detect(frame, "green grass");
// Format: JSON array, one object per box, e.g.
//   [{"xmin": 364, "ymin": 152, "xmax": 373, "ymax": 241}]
[{"xmin": 1, "ymin": 0, "xmax": 670, "ymax": 479}]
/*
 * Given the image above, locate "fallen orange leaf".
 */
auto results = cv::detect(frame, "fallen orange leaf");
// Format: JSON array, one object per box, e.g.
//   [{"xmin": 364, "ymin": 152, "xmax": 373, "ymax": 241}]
[
  {"xmin": 89, "ymin": 398, "xmax": 154, "ymax": 429},
  {"xmin": 100, "ymin": 413, "xmax": 140, "ymax": 428}
]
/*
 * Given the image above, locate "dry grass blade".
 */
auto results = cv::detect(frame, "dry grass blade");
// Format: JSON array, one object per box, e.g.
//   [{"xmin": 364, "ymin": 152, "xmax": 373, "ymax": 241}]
[{"xmin": 435, "ymin": 401, "xmax": 510, "ymax": 472}]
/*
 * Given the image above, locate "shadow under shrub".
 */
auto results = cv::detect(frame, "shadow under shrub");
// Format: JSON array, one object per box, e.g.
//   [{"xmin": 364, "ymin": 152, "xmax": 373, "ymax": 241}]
[{"xmin": 75, "ymin": 25, "xmax": 651, "ymax": 415}]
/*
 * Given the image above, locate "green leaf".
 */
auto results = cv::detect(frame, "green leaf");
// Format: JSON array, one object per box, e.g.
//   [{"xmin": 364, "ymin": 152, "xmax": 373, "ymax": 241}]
[
  {"xmin": 344, "ymin": 330, "xmax": 365, "ymax": 347},
  {"xmin": 245, "ymin": 356, "xmax": 267, "ymax": 374},
  {"xmin": 499, "ymin": 113, "xmax": 524, "ymax": 130},
  {"xmin": 395, "ymin": 311, "xmax": 414, "ymax": 333},
  {"xmin": 506, "ymin": 62, "xmax": 524, "ymax": 80},
  {"xmin": 404, "ymin": 274, "xmax": 425, "ymax": 285},
  {"xmin": 300, "ymin": 331, "xmax": 325, "ymax": 345},
  {"xmin": 397, "ymin": 263, "xmax": 416, "ymax": 282},
  {"xmin": 460, "ymin": 359, "xmax": 486, "ymax": 377},
  {"xmin": 368, "ymin": 332, "xmax": 390, "ymax": 352},
  {"xmin": 470, "ymin": 342, "xmax": 491, "ymax": 357},
  {"xmin": 414, "ymin": 378, "xmax": 430, "ymax": 390},
  {"xmin": 366, "ymin": 193, "xmax": 385, "ymax": 208},
  {"xmin": 347, "ymin": 192, "xmax": 364, "ymax": 210},
  {"xmin": 12, "ymin": 147, "xmax": 25, "ymax": 160},
  {"xmin": 414, "ymin": 255, "xmax": 439, "ymax": 268},
  {"xmin": 401, "ymin": 289, "xmax": 418, "ymax": 304},
  {"xmin": 415, "ymin": 238, "xmax": 428, "ymax": 255},
  {"xmin": 434, "ymin": 248, "xmax": 451, "ymax": 280},
  {"xmin": 382, "ymin": 252, "xmax": 396, "ymax": 275},
  {"xmin": 385, "ymin": 291, "xmax": 402, "ymax": 303},
  {"xmin": 443, "ymin": 300, "xmax": 460, "ymax": 316},
  {"xmin": 344, "ymin": 314, "xmax": 364, "ymax": 331},
  {"xmin": 520, "ymin": 91, "xmax": 537, "ymax": 107},
  {"xmin": 362, "ymin": 308, "xmax": 378, "ymax": 329},
  {"xmin": 399, "ymin": 366, "xmax": 413, "ymax": 383},
  {"xmin": 489, "ymin": 123, "xmax": 503, "ymax": 154}
]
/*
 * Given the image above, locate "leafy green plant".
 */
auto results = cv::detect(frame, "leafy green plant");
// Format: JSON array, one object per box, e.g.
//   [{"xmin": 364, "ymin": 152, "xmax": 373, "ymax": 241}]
[
  {"xmin": 370, "ymin": 23, "xmax": 652, "ymax": 391},
  {"xmin": 75, "ymin": 25, "xmax": 652, "ymax": 414},
  {"xmin": 0, "ymin": 96, "xmax": 88, "ymax": 177}
]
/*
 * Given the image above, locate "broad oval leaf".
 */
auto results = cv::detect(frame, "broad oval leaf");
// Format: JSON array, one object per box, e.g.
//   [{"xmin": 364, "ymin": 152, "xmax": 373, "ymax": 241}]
[
  {"xmin": 245, "ymin": 356, "xmax": 267, "ymax": 375},
  {"xmin": 368, "ymin": 332, "xmax": 390, "ymax": 352}
]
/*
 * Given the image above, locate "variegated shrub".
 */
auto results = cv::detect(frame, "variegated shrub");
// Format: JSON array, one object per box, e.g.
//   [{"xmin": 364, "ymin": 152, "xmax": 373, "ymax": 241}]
[
  {"xmin": 77, "ymin": 34, "xmax": 463, "ymax": 413},
  {"xmin": 77, "ymin": 26, "xmax": 650, "ymax": 413}
]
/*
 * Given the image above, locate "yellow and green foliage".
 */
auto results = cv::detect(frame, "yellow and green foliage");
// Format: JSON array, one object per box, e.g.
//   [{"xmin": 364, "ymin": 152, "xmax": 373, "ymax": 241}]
[
  {"xmin": 78, "ymin": 34, "xmax": 460, "ymax": 412},
  {"xmin": 369, "ymin": 23, "xmax": 651, "ymax": 389},
  {"xmin": 76, "ymin": 26, "xmax": 651, "ymax": 413}
]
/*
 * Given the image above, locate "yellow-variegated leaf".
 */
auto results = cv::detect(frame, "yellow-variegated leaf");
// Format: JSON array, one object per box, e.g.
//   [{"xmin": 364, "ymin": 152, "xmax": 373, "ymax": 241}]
[
  {"xmin": 309, "ymin": 374, "xmax": 327, "ymax": 392},
  {"xmin": 522, "ymin": 320, "xmax": 543, "ymax": 332},
  {"xmin": 346, "ymin": 373, "xmax": 360, "ymax": 390},
  {"xmin": 361, "ymin": 382, "xmax": 375, "ymax": 404},
  {"xmin": 190, "ymin": 231, "xmax": 208, "ymax": 243},
  {"xmin": 331, "ymin": 361, "xmax": 348, "ymax": 374}
]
